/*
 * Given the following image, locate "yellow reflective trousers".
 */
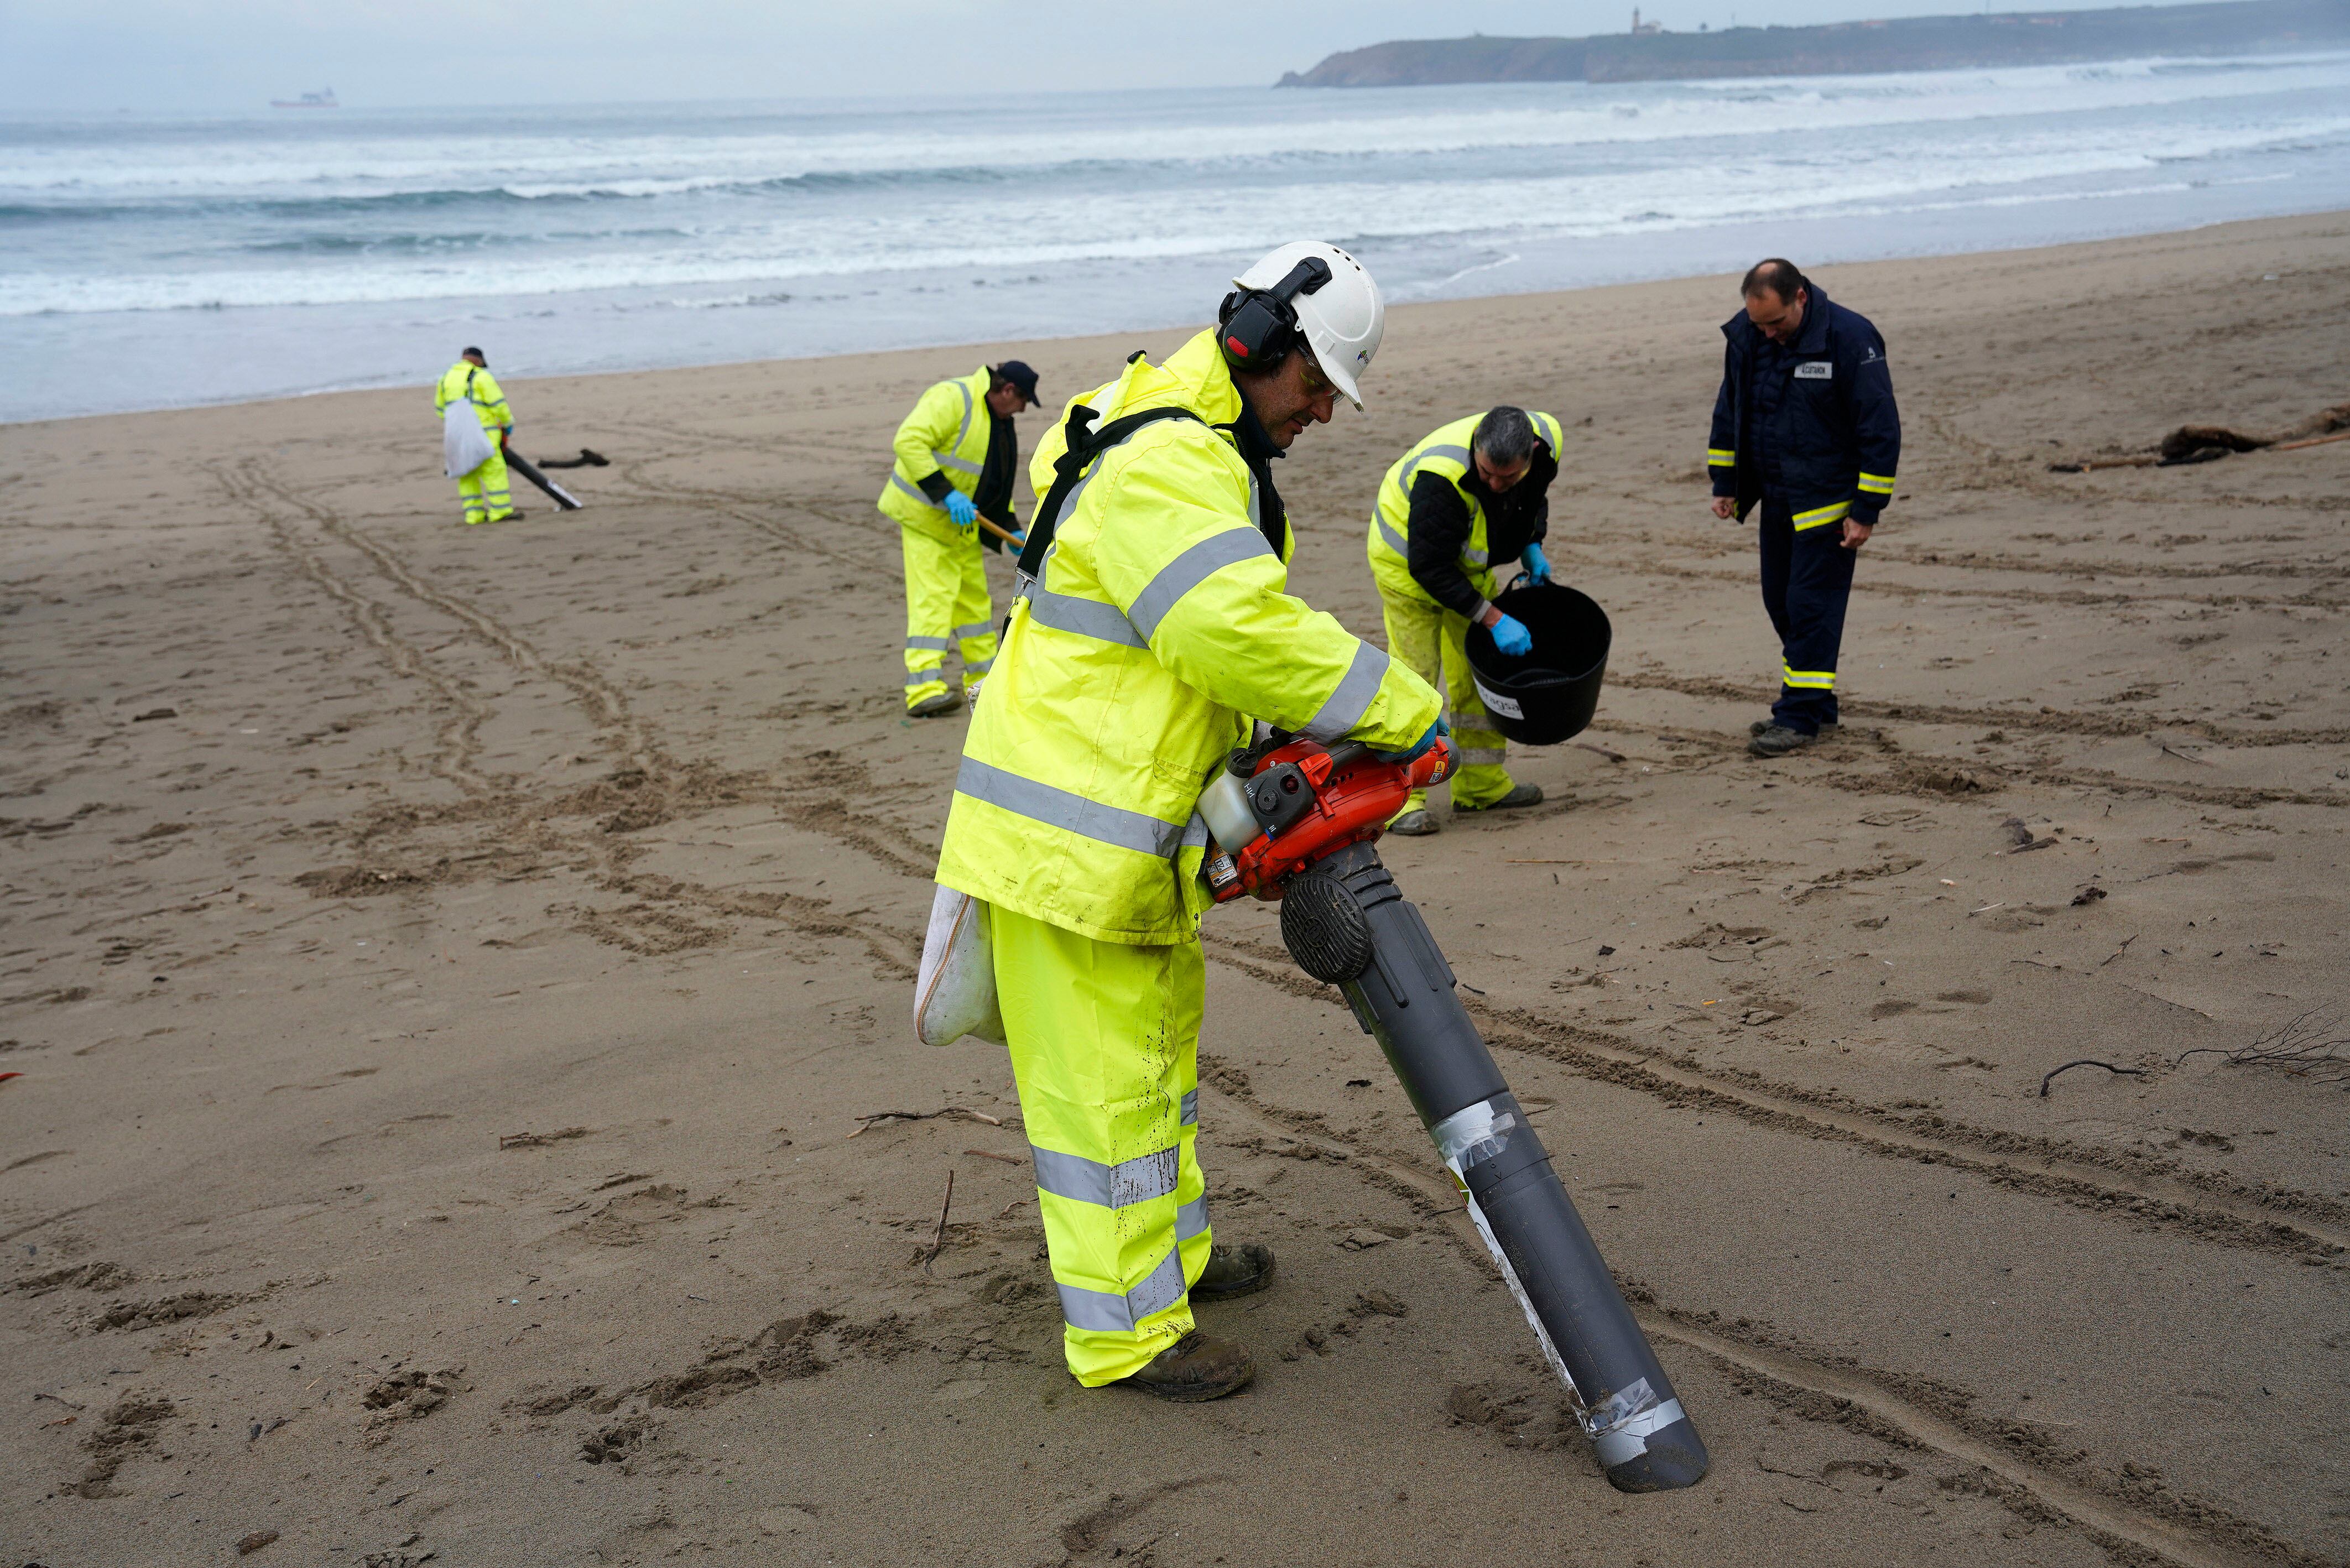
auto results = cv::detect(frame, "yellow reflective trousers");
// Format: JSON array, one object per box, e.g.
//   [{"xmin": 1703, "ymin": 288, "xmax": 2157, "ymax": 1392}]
[
  {"xmin": 458, "ymin": 447, "xmax": 514, "ymax": 526},
  {"xmin": 899, "ymin": 521, "xmax": 997, "ymax": 710},
  {"xmin": 1370, "ymin": 555, "xmax": 1514, "ymax": 812},
  {"xmin": 990, "ymin": 903, "xmax": 1210, "ymax": 1385}
]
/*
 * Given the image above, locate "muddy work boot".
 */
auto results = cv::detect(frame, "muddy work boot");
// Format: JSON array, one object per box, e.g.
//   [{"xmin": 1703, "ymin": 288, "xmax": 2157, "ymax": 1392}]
[
  {"xmin": 1387, "ymin": 808, "xmax": 1437, "ymax": 837},
  {"xmin": 1457, "ymin": 783, "xmax": 1544, "ymax": 814},
  {"xmin": 1753, "ymin": 717, "xmax": 1833, "ymax": 737},
  {"xmin": 1190, "ymin": 1241, "xmax": 1275, "ymax": 1302},
  {"xmin": 906, "ymin": 689, "xmax": 964, "ymax": 719},
  {"xmin": 1748, "ymin": 724, "xmax": 1815, "ymax": 758},
  {"xmin": 1116, "ymin": 1332, "xmax": 1255, "ymax": 1403}
]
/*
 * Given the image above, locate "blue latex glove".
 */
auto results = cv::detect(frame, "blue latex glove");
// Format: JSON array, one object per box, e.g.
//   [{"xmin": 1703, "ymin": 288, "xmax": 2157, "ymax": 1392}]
[
  {"xmin": 1520, "ymin": 542, "xmax": 1550, "ymax": 585},
  {"xmin": 944, "ymin": 491, "xmax": 978, "ymax": 529},
  {"xmin": 1373, "ymin": 716, "xmax": 1449, "ymax": 764},
  {"xmin": 1490, "ymin": 613, "xmax": 1533, "ymax": 658}
]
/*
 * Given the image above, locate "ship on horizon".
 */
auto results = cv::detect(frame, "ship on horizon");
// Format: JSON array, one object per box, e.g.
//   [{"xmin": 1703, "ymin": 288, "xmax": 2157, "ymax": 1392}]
[{"xmin": 270, "ymin": 88, "xmax": 338, "ymax": 109}]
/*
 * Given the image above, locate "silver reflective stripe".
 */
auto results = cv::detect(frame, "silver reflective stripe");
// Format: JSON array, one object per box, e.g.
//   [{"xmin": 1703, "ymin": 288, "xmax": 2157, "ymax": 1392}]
[
  {"xmin": 1409, "ymin": 437, "xmax": 1489, "ymax": 570},
  {"xmin": 1461, "ymin": 747, "xmax": 1508, "ymax": 765},
  {"xmin": 1374, "ymin": 512, "xmax": 1410, "ymax": 559},
  {"xmin": 889, "ymin": 472, "xmax": 939, "ymax": 508},
  {"xmin": 906, "ymin": 635, "xmax": 952, "ymax": 652},
  {"xmin": 905, "ymin": 668, "xmax": 944, "ymax": 687},
  {"xmin": 1176, "ymin": 1192, "xmax": 1209, "ymax": 1241},
  {"xmin": 1128, "ymin": 1244, "xmax": 1187, "ymax": 1320},
  {"xmin": 1180, "ymin": 813, "xmax": 1209, "ymax": 851},
  {"xmin": 953, "ymin": 621, "xmax": 994, "ymax": 641},
  {"xmin": 1301, "ymin": 640, "xmax": 1390, "ymax": 743},
  {"xmin": 951, "ymin": 377, "xmax": 976, "ymax": 449},
  {"xmin": 1056, "ymin": 1241, "xmax": 1188, "ymax": 1332},
  {"xmin": 1023, "ymin": 582, "xmax": 1146, "ymax": 648},
  {"xmin": 1400, "ymin": 442, "xmax": 1470, "ymax": 496},
  {"xmin": 1532, "ymin": 411, "xmax": 1560, "ymax": 452},
  {"xmin": 1179, "ymin": 1088, "xmax": 1199, "ymax": 1126},
  {"xmin": 1057, "ymin": 1280, "xmax": 1136, "ymax": 1332},
  {"xmin": 925, "ymin": 377, "xmax": 982, "ymax": 472},
  {"xmin": 1030, "ymin": 1143, "xmax": 1180, "ymax": 1210},
  {"xmin": 963, "ymin": 657, "xmax": 993, "ymax": 676},
  {"xmin": 1128, "ymin": 529, "xmax": 1273, "ymax": 642},
  {"xmin": 955, "ymin": 757, "xmax": 1185, "ymax": 857}
]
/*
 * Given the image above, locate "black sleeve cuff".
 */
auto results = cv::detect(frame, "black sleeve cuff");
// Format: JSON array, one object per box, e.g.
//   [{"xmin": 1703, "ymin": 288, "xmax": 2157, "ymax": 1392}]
[{"xmin": 916, "ymin": 471, "xmax": 953, "ymax": 503}]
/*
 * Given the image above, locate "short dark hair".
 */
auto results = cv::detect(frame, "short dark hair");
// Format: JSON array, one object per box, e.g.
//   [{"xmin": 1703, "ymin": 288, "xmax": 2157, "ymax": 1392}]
[
  {"xmin": 1472, "ymin": 405, "xmax": 1536, "ymax": 467},
  {"xmin": 1741, "ymin": 259, "xmax": 1807, "ymax": 304}
]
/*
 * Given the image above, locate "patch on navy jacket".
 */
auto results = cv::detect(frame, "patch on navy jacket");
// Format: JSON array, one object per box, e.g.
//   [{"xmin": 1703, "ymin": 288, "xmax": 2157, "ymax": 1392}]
[{"xmin": 1794, "ymin": 361, "xmax": 1833, "ymax": 380}]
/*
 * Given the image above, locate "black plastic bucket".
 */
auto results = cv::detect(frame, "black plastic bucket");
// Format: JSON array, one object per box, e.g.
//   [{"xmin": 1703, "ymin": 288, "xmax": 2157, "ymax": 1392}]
[{"xmin": 1462, "ymin": 582, "xmax": 1612, "ymax": 745}]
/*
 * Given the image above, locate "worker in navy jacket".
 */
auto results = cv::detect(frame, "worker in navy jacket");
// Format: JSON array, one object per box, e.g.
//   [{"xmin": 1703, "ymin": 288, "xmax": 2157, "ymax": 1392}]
[{"xmin": 1706, "ymin": 259, "xmax": 1900, "ymax": 756}]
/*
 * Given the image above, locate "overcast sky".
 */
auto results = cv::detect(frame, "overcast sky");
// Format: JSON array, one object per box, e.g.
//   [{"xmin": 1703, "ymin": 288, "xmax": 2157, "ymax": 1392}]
[{"xmin": 0, "ymin": 0, "xmax": 2042, "ymax": 111}]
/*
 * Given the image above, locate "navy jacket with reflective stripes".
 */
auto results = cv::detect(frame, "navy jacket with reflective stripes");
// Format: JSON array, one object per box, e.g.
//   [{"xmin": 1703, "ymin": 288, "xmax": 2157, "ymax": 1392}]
[{"xmin": 1707, "ymin": 285, "xmax": 1901, "ymax": 528}]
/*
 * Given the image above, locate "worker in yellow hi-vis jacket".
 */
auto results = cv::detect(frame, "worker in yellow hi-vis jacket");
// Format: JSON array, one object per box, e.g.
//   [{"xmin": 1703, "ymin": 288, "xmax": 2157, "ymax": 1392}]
[
  {"xmin": 878, "ymin": 360, "xmax": 1040, "ymax": 716},
  {"xmin": 1366, "ymin": 406, "xmax": 1565, "ymax": 834},
  {"xmin": 434, "ymin": 347, "xmax": 519, "ymax": 526},
  {"xmin": 933, "ymin": 243, "xmax": 1442, "ymax": 1402}
]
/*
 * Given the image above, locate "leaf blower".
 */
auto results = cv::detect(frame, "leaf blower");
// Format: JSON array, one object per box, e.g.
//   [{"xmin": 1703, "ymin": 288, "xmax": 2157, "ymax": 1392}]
[{"xmin": 1196, "ymin": 733, "xmax": 1708, "ymax": 1493}]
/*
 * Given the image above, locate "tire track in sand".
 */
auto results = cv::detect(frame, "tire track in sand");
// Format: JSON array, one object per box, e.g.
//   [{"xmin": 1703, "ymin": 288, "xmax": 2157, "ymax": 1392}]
[
  {"xmin": 1610, "ymin": 669, "xmax": 2350, "ymax": 750},
  {"xmin": 240, "ymin": 457, "xmax": 655, "ymax": 770},
  {"xmin": 678, "ymin": 736, "xmax": 2350, "ymax": 1265},
  {"xmin": 235, "ymin": 460, "xmax": 920, "ymax": 981},
  {"xmin": 1202, "ymin": 935, "xmax": 2350, "ymax": 1265},
  {"xmin": 212, "ymin": 460, "xmax": 491, "ymax": 794},
  {"xmin": 1197, "ymin": 1076, "xmax": 2323, "ymax": 1568},
  {"xmin": 632, "ymin": 713, "xmax": 2350, "ymax": 1268}
]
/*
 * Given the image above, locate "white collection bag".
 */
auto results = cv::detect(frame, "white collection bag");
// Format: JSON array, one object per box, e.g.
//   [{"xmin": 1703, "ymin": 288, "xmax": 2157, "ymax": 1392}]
[
  {"xmin": 443, "ymin": 404, "xmax": 495, "ymax": 479},
  {"xmin": 913, "ymin": 884, "xmax": 1004, "ymax": 1047}
]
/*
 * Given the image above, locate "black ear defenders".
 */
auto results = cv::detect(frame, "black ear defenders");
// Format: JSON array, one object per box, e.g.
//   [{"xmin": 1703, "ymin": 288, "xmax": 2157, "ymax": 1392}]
[{"xmin": 1217, "ymin": 256, "xmax": 1332, "ymax": 375}]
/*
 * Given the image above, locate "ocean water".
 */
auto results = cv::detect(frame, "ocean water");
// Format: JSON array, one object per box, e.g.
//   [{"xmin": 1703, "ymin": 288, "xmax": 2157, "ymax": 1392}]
[{"xmin": 5, "ymin": 51, "xmax": 2349, "ymax": 421}]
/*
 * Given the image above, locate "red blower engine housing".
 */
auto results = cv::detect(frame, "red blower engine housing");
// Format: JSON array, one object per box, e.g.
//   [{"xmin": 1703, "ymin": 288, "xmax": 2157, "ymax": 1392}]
[{"xmin": 1205, "ymin": 736, "xmax": 1456, "ymax": 903}]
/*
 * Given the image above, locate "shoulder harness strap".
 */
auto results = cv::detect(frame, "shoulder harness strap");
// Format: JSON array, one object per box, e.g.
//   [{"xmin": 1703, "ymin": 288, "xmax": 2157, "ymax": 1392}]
[{"xmin": 1015, "ymin": 404, "xmax": 1203, "ymax": 580}]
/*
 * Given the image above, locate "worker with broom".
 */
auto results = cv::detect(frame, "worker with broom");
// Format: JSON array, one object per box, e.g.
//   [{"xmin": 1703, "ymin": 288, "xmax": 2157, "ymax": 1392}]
[{"xmin": 880, "ymin": 361, "xmax": 1041, "ymax": 717}]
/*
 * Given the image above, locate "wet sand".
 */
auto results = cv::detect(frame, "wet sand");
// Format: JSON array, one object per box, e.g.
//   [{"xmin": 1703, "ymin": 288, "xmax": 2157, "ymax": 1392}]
[{"xmin": 3, "ymin": 211, "xmax": 2347, "ymax": 1567}]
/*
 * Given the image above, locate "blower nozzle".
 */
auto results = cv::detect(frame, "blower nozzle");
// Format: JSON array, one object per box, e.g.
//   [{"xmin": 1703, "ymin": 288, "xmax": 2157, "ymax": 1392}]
[{"xmin": 1205, "ymin": 736, "xmax": 1708, "ymax": 1492}]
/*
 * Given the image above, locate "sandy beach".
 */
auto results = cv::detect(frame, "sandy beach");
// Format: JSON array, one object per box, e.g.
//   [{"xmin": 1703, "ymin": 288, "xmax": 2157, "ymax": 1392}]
[{"xmin": 3, "ymin": 211, "xmax": 2347, "ymax": 1567}]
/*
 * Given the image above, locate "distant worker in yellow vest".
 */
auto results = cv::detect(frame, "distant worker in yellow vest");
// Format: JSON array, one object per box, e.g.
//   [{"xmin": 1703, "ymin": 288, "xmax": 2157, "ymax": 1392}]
[
  {"xmin": 879, "ymin": 360, "xmax": 1040, "ymax": 717},
  {"xmin": 1366, "ymin": 406, "xmax": 1564, "ymax": 834},
  {"xmin": 934, "ymin": 243, "xmax": 1442, "ymax": 1400},
  {"xmin": 434, "ymin": 347, "xmax": 521, "ymax": 527}
]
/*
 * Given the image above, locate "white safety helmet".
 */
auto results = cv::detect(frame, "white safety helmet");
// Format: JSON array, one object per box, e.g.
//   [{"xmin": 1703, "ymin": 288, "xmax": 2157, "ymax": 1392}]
[{"xmin": 1227, "ymin": 241, "xmax": 1385, "ymax": 409}]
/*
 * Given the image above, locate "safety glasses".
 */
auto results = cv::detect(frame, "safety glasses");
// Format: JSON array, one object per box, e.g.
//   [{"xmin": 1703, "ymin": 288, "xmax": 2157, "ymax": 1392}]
[{"xmin": 1298, "ymin": 348, "xmax": 1334, "ymax": 402}]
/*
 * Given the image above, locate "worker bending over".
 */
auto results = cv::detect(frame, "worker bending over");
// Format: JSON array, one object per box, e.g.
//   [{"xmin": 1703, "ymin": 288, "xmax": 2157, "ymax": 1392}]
[
  {"xmin": 934, "ymin": 243, "xmax": 1444, "ymax": 1400},
  {"xmin": 1706, "ymin": 259, "xmax": 1901, "ymax": 756},
  {"xmin": 1367, "ymin": 406, "xmax": 1562, "ymax": 834},
  {"xmin": 434, "ymin": 347, "xmax": 520, "ymax": 526},
  {"xmin": 879, "ymin": 360, "xmax": 1040, "ymax": 717}
]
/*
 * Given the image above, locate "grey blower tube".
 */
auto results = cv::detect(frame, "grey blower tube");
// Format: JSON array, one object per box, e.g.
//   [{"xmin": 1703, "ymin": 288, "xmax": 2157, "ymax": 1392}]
[
  {"xmin": 503, "ymin": 447, "xmax": 583, "ymax": 510},
  {"xmin": 1278, "ymin": 842, "xmax": 1708, "ymax": 1492}
]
